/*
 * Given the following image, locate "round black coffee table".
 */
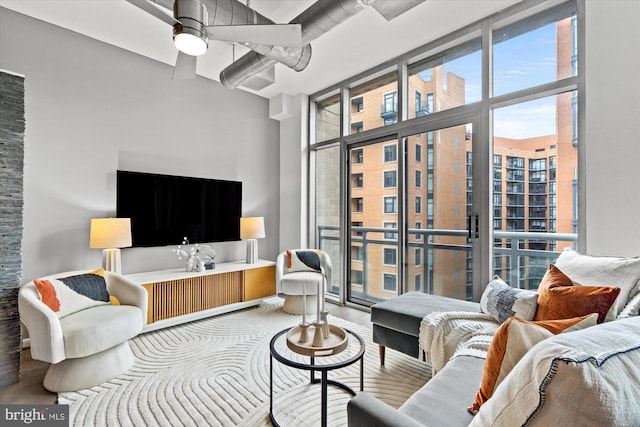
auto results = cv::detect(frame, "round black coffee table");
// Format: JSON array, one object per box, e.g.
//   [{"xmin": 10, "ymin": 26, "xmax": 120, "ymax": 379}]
[{"xmin": 269, "ymin": 326, "xmax": 365, "ymax": 427}]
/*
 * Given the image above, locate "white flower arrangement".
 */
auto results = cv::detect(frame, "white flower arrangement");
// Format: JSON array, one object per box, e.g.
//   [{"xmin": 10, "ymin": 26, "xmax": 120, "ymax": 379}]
[{"xmin": 172, "ymin": 237, "xmax": 216, "ymax": 271}]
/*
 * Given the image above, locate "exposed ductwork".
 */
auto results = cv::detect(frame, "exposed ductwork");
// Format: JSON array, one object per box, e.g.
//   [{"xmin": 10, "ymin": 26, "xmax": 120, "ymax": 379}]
[
  {"xmin": 149, "ymin": 0, "xmax": 425, "ymax": 89},
  {"xmin": 153, "ymin": 0, "xmax": 278, "ymax": 27},
  {"xmin": 220, "ymin": 0, "xmax": 381, "ymax": 89}
]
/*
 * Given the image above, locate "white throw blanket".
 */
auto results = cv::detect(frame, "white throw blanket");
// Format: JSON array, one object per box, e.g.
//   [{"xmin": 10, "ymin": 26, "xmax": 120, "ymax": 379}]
[{"xmin": 419, "ymin": 311, "xmax": 499, "ymax": 374}]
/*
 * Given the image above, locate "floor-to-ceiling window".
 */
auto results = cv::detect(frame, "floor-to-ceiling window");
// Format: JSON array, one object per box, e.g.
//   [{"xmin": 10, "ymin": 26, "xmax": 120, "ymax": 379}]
[
  {"xmin": 491, "ymin": 8, "xmax": 579, "ymax": 291},
  {"xmin": 310, "ymin": 0, "xmax": 581, "ymax": 306}
]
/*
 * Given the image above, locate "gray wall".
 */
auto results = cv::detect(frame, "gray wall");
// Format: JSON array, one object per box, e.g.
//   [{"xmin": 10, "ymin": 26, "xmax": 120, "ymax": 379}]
[
  {"xmin": 583, "ymin": 0, "xmax": 640, "ymax": 257},
  {"xmin": 278, "ymin": 94, "xmax": 309, "ymax": 252},
  {"xmin": 0, "ymin": 8, "xmax": 281, "ymax": 280}
]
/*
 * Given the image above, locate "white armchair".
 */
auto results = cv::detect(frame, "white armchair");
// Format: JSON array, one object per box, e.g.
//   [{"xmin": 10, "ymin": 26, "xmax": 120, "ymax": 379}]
[
  {"xmin": 18, "ymin": 270, "xmax": 147, "ymax": 392},
  {"xmin": 276, "ymin": 250, "xmax": 332, "ymax": 315}
]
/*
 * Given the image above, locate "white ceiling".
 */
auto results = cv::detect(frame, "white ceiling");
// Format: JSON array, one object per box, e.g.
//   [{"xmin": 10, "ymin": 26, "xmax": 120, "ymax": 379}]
[{"xmin": 0, "ymin": 0, "xmax": 520, "ymax": 99}]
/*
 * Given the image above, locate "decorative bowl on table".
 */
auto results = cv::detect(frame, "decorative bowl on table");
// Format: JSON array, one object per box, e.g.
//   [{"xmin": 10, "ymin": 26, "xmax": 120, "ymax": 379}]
[{"xmin": 286, "ymin": 324, "xmax": 349, "ymax": 357}]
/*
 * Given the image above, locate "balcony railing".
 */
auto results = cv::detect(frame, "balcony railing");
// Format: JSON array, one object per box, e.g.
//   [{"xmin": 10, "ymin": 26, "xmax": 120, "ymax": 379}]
[
  {"xmin": 415, "ymin": 101, "xmax": 432, "ymax": 117},
  {"xmin": 380, "ymin": 103, "xmax": 398, "ymax": 120},
  {"xmin": 317, "ymin": 225, "xmax": 577, "ymax": 301}
]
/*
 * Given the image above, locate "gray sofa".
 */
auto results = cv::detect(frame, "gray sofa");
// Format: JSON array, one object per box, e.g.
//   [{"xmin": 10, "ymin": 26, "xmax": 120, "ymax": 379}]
[
  {"xmin": 354, "ymin": 292, "xmax": 484, "ymax": 427},
  {"xmin": 349, "ymin": 250, "xmax": 640, "ymax": 426},
  {"xmin": 349, "ymin": 315, "xmax": 640, "ymax": 427},
  {"xmin": 349, "ymin": 353, "xmax": 484, "ymax": 427}
]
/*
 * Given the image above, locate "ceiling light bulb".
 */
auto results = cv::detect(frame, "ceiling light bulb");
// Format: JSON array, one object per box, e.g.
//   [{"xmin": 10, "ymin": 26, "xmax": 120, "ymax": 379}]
[{"xmin": 174, "ymin": 32, "xmax": 207, "ymax": 56}]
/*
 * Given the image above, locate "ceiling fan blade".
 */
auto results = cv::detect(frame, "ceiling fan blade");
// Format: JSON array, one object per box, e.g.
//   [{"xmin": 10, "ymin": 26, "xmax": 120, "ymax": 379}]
[
  {"xmin": 205, "ymin": 24, "xmax": 304, "ymax": 48},
  {"xmin": 172, "ymin": 52, "xmax": 197, "ymax": 80},
  {"xmin": 126, "ymin": 0, "xmax": 179, "ymax": 26}
]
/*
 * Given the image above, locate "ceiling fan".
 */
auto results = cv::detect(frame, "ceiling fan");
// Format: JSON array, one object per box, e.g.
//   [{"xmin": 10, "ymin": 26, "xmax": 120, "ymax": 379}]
[{"xmin": 126, "ymin": 0, "xmax": 304, "ymax": 79}]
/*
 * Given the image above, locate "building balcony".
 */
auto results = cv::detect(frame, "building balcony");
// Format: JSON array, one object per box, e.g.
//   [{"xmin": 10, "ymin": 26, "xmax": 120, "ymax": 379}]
[
  {"xmin": 506, "ymin": 197, "xmax": 525, "ymax": 206},
  {"xmin": 415, "ymin": 101, "xmax": 432, "ymax": 117},
  {"xmin": 351, "ymin": 121, "xmax": 363, "ymax": 133},
  {"xmin": 530, "ymin": 225, "xmax": 547, "ymax": 231},
  {"xmin": 380, "ymin": 103, "xmax": 398, "ymax": 120}
]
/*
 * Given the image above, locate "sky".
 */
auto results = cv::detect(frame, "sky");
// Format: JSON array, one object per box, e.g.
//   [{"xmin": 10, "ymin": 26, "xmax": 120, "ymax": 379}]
[{"xmin": 429, "ymin": 21, "xmax": 565, "ymax": 140}]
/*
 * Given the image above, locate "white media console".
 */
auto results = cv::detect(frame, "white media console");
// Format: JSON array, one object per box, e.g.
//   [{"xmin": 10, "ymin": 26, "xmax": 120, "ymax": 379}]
[{"xmin": 125, "ymin": 260, "xmax": 276, "ymax": 332}]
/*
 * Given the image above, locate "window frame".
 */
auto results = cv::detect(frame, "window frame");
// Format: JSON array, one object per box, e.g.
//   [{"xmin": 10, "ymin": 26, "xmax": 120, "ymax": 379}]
[
  {"xmin": 383, "ymin": 169, "xmax": 397, "ymax": 188},
  {"xmin": 383, "ymin": 144, "xmax": 398, "ymax": 163},
  {"xmin": 383, "ymin": 247, "xmax": 397, "ymax": 266},
  {"xmin": 383, "ymin": 273, "xmax": 397, "ymax": 292},
  {"xmin": 383, "ymin": 196, "xmax": 398, "ymax": 214},
  {"xmin": 309, "ymin": 0, "xmax": 582, "ymax": 306}
]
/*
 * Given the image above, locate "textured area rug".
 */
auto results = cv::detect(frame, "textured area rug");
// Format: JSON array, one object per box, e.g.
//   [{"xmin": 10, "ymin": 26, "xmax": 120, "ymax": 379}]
[{"xmin": 59, "ymin": 298, "xmax": 431, "ymax": 426}]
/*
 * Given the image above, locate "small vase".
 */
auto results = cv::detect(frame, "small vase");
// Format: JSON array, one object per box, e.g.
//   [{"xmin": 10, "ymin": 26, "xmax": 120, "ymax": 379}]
[
  {"xmin": 185, "ymin": 257, "xmax": 195, "ymax": 272},
  {"xmin": 320, "ymin": 310, "xmax": 330, "ymax": 339},
  {"xmin": 197, "ymin": 260, "xmax": 206, "ymax": 272}
]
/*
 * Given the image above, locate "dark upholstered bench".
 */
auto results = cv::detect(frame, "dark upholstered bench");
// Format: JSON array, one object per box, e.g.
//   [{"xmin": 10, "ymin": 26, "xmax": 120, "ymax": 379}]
[{"xmin": 371, "ymin": 292, "xmax": 481, "ymax": 364}]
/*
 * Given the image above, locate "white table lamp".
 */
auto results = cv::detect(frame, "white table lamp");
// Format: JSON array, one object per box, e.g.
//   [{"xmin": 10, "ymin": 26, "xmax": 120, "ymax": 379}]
[
  {"xmin": 240, "ymin": 217, "xmax": 265, "ymax": 264},
  {"xmin": 90, "ymin": 218, "xmax": 132, "ymax": 274}
]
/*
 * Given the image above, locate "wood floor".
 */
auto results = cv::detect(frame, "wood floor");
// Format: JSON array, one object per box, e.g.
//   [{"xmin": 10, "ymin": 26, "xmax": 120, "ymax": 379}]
[
  {"xmin": 0, "ymin": 301, "xmax": 372, "ymax": 404},
  {"xmin": 0, "ymin": 348, "xmax": 56, "ymax": 404}
]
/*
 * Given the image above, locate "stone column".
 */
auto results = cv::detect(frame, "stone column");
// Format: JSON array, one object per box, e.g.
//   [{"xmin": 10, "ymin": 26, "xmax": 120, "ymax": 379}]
[{"xmin": 0, "ymin": 71, "xmax": 25, "ymax": 387}]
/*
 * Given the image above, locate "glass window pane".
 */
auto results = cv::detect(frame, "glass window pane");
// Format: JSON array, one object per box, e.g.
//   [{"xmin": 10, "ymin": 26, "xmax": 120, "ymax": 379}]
[
  {"xmin": 383, "ymin": 170, "xmax": 397, "ymax": 188},
  {"xmin": 406, "ymin": 124, "xmax": 473, "ymax": 301},
  {"xmin": 349, "ymin": 71, "xmax": 398, "ymax": 134},
  {"xmin": 408, "ymin": 39, "xmax": 481, "ymax": 118},
  {"xmin": 383, "ymin": 248, "xmax": 397, "ymax": 266},
  {"xmin": 316, "ymin": 93, "xmax": 340, "ymax": 142},
  {"xmin": 493, "ymin": 93, "xmax": 577, "ymax": 289},
  {"xmin": 314, "ymin": 145, "xmax": 341, "ymax": 295},
  {"xmin": 348, "ymin": 139, "xmax": 399, "ymax": 302},
  {"xmin": 384, "ymin": 144, "xmax": 397, "ymax": 162},
  {"xmin": 493, "ymin": 11, "xmax": 576, "ymax": 96},
  {"xmin": 384, "ymin": 196, "xmax": 397, "ymax": 213},
  {"xmin": 383, "ymin": 273, "xmax": 397, "ymax": 292}
]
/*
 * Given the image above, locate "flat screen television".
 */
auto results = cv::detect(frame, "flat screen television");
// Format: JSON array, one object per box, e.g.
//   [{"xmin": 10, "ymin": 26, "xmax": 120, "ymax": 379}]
[{"xmin": 116, "ymin": 170, "xmax": 242, "ymax": 247}]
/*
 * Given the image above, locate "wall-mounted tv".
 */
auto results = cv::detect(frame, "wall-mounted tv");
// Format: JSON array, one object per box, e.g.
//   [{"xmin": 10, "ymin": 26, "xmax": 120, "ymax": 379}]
[{"xmin": 116, "ymin": 170, "xmax": 242, "ymax": 247}]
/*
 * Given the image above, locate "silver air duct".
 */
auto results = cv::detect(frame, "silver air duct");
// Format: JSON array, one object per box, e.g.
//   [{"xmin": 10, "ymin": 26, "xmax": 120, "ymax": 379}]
[
  {"xmin": 150, "ymin": 0, "xmax": 421, "ymax": 89},
  {"xmin": 201, "ymin": 0, "xmax": 313, "ymax": 75},
  {"xmin": 220, "ymin": 0, "xmax": 380, "ymax": 89},
  {"xmin": 154, "ymin": 0, "xmax": 277, "ymax": 26}
]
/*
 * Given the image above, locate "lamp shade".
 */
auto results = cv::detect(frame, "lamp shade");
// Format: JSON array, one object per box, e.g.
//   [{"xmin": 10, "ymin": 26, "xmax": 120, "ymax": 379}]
[
  {"xmin": 90, "ymin": 218, "xmax": 132, "ymax": 249},
  {"xmin": 240, "ymin": 217, "xmax": 265, "ymax": 240}
]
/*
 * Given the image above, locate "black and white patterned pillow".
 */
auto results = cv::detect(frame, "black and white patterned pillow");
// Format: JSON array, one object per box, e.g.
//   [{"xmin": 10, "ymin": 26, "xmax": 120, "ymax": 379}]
[{"xmin": 480, "ymin": 276, "xmax": 538, "ymax": 323}]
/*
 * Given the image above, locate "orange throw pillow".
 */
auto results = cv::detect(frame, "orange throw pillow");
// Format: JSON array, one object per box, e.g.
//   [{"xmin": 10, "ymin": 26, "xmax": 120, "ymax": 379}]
[
  {"xmin": 534, "ymin": 265, "xmax": 620, "ymax": 324},
  {"xmin": 468, "ymin": 313, "xmax": 598, "ymax": 414}
]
